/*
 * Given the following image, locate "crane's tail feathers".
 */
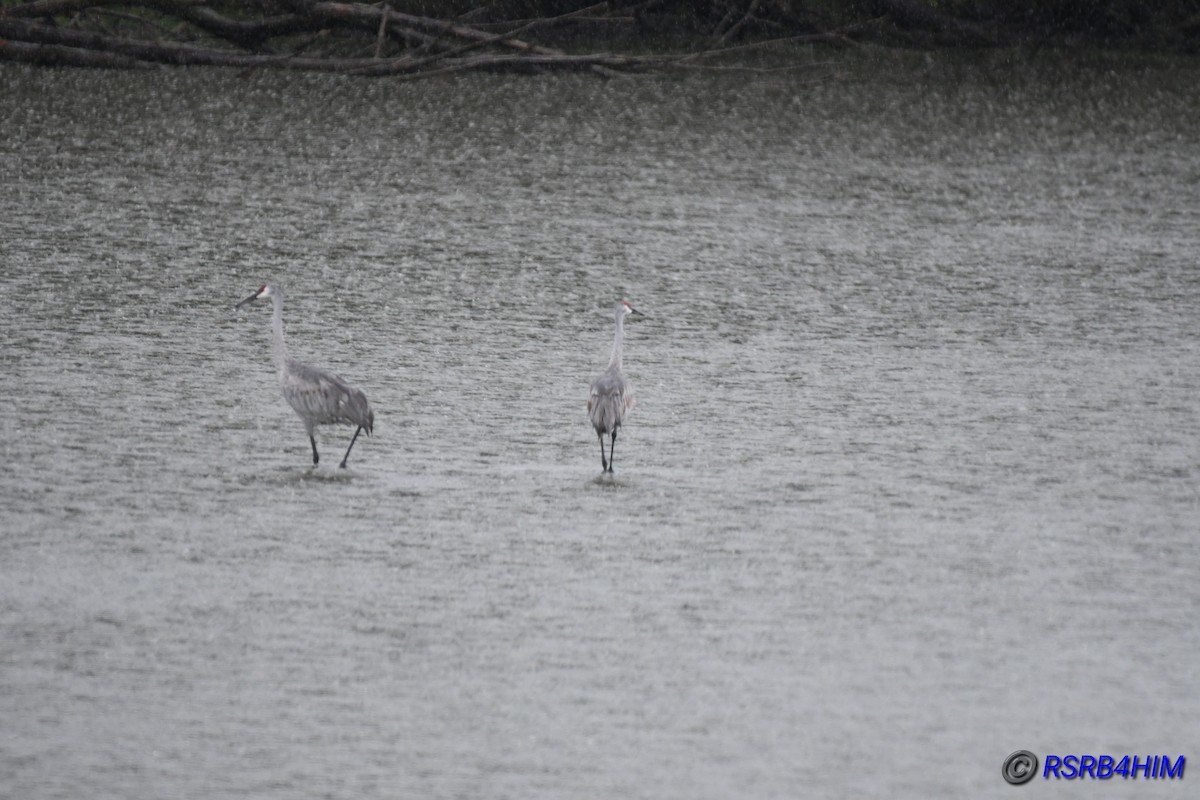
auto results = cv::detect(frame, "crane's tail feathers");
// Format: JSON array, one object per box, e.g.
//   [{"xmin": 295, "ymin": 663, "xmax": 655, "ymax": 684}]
[
  {"xmin": 334, "ymin": 385, "xmax": 373, "ymax": 434},
  {"xmin": 588, "ymin": 391, "xmax": 626, "ymax": 436}
]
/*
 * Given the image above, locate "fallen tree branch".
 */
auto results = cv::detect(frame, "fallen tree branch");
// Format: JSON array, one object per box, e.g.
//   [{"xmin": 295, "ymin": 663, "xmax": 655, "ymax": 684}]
[
  {"xmin": 0, "ymin": 16, "xmax": 400, "ymax": 69},
  {"xmin": 372, "ymin": 3, "xmax": 387, "ymax": 59},
  {"xmin": 382, "ymin": 51, "xmax": 661, "ymax": 81},
  {"xmin": 0, "ymin": 37, "xmax": 157, "ymax": 67},
  {"xmin": 3, "ymin": 0, "xmax": 205, "ymax": 18},
  {"xmin": 356, "ymin": 1, "xmax": 606, "ymax": 77},
  {"xmin": 308, "ymin": 2, "xmax": 563, "ymax": 56},
  {"xmin": 717, "ymin": 0, "xmax": 761, "ymax": 46},
  {"xmin": 0, "ymin": 15, "xmax": 695, "ymax": 77},
  {"xmin": 0, "ymin": 0, "xmax": 854, "ymax": 77}
]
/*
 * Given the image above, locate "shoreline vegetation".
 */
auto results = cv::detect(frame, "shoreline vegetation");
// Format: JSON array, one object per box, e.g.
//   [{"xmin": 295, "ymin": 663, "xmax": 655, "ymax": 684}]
[{"xmin": 1, "ymin": 1, "xmax": 1198, "ymax": 78}]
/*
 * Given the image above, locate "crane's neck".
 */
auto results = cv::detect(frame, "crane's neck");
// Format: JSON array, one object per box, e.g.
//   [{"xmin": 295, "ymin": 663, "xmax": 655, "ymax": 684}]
[
  {"xmin": 608, "ymin": 309, "xmax": 625, "ymax": 370},
  {"xmin": 270, "ymin": 291, "xmax": 291, "ymax": 374}
]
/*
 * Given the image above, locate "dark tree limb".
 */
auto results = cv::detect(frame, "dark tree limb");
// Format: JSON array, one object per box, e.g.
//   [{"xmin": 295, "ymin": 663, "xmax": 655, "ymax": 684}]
[
  {"xmin": 0, "ymin": 37, "xmax": 157, "ymax": 67},
  {"xmin": 167, "ymin": 6, "xmax": 309, "ymax": 49},
  {"xmin": 2, "ymin": 0, "xmax": 204, "ymax": 17},
  {"xmin": 367, "ymin": 1, "xmax": 609, "ymax": 78},
  {"xmin": 717, "ymin": 0, "xmax": 761, "ymax": 45},
  {"xmin": 0, "ymin": 16, "xmax": 389, "ymax": 69},
  {"xmin": 308, "ymin": 2, "xmax": 564, "ymax": 56},
  {"xmin": 0, "ymin": 0, "xmax": 854, "ymax": 77}
]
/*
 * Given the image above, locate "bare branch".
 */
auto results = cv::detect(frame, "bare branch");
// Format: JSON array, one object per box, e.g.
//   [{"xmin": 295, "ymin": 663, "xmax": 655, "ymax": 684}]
[
  {"xmin": 0, "ymin": 0, "xmax": 854, "ymax": 77},
  {"xmin": 717, "ymin": 0, "xmax": 761, "ymax": 46}
]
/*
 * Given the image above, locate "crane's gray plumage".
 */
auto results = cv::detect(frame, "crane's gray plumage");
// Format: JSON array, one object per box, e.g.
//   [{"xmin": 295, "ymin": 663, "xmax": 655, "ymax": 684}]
[
  {"xmin": 237, "ymin": 284, "xmax": 373, "ymax": 468},
  {"xmin": 588, "ymin": 298, "xmax": 642, "ymax": 473}
]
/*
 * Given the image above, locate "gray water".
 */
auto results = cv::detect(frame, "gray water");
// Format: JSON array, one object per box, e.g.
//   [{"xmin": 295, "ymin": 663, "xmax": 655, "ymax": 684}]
[{"xmin": 1, "ymin": 54, "xmax": 1198, "ymax": 798}]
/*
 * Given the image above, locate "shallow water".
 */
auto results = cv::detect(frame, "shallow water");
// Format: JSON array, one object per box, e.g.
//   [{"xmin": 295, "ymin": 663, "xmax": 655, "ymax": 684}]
[{"xmin": 2, "ymin": 54, "xmax": 1199, "ymax": 798}]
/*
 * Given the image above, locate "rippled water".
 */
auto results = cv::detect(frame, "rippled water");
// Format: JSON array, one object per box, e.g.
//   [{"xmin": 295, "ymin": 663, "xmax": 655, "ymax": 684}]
[{"xmin": 2, "ymin": 54, "xmax": 1199, "ymax": 798}]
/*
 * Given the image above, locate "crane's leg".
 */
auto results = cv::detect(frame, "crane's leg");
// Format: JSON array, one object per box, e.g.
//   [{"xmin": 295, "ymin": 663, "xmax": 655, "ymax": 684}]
[
  {"xmin": 597, "ymin": 431, "xmax": 608, "ymax": 472},
  {"xmin": 339, "ymin": 426, "xmax": 363, "ymax": 469},
  {"xmin": 310, "ymin": 435, "xmax": 320, "ymax": 465},
  {"xmin": 608, "ymin": 429, "xmax": 617, "ymax": 473}
]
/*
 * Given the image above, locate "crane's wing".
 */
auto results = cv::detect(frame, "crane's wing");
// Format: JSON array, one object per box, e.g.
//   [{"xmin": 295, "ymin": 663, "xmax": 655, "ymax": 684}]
[
  {"xmin": 588, "ymin": 368, "xmax": 632, "ymax": 434},
  {"xmin": 283, "ymin": 360, "xmax": 374, "ymax": 433}
]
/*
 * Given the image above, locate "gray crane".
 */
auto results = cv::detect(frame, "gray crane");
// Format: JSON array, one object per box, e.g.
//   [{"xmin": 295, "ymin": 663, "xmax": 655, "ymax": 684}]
[
  {"xmin": 236, "ymin": 284, "xmax": 374, "ymax": 468},
  {"xmin": 588, "ymin": 298, "xmax": 643, "ymax": 473}
]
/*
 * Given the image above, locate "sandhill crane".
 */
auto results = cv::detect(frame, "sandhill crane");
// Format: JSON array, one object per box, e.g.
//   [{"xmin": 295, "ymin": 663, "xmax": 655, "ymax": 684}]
[
  {"xmin": 236, "ymin": 284, "xmax": 374, "ymax": 468},
  {"xmin": 588, "ymin": 298, "xmax": 643, "ymax": 473}
]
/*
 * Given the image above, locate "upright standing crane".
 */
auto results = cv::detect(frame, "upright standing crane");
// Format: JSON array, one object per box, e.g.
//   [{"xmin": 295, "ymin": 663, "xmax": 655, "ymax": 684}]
[{"xmin": 237, "ymin": 284, "xmax": 374, "ymax": 468}]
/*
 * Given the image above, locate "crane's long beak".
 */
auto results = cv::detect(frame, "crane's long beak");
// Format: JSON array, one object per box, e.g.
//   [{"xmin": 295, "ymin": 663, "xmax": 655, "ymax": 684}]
[
  {"xmin": 630, "ymin": 307, "xmax": 647, "ymax": 319},
  {"xmin": 236, "ymin": 293, "xmax": 259, "ymax": 310}
]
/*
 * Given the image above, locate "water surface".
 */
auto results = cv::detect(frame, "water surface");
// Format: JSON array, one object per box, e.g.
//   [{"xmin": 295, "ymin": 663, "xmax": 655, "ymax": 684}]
[{"xmin": 1, "ymin": 54, "xmax": 1198, "ymax": 798}]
